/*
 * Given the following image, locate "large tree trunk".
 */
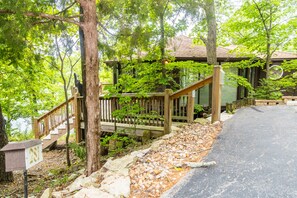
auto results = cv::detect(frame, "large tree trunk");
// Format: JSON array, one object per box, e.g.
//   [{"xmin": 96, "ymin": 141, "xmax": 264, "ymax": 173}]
[
  {"xmin": 201, "ymin": 0, "xmax": 217, "ymax": 107},
  {"xmin": 159, "ymin": 13, "xmax": 166, "ymax": 91},
  {"xmin": 79, "ymin": 0, "xmax": 100, "ymax": 176},
  {"xmin": 0, "ymin": 104, "xmax": 13, "ymax": 182},
  {"xmin": 204, "ymin": 0, "xmax": 217, "ymax": 65}
]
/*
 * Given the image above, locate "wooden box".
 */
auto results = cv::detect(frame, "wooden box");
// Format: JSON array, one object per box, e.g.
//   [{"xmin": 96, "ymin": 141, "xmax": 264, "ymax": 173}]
[{"xmin": 0, "ymin": 140, "xmax": 42, "ymax": 171}]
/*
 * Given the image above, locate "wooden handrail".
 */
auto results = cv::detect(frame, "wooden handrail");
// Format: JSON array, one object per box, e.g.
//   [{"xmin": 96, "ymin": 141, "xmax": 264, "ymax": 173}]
[
  {"xmin": 99, "ymin": 92, "xmax": 165, "ymax": 98},
  {"xmin": 170, "ymin": 75, "xmax": 213, "ymax": 99},
  {"xmin": 36, "ymin": 96, "xmax": 74, "ymax": 121}
]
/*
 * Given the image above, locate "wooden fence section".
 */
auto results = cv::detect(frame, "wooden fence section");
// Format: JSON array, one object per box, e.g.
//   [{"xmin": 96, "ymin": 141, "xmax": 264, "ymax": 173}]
[{"xmin": 33, "ymin": 97, "xmax": 75, "ymax": 139}]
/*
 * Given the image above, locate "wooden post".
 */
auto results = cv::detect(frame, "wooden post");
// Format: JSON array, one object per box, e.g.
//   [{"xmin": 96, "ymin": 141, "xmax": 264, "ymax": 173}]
[
  {"xmin": 164, "ymin": 89, "xmax": 173, "ymax": 134},
  {"xmin": 33, "ymin": 119, "xmax": 39, "ymax": 139},
  {"xmin": 187, "ymin": 91, "xmax": 194, "ymax": 123},
  {"xmin": 44, "ymin": 116, "xmax": 49, "ymax": 136},
  {"xmin": 211, "ymin": 66, "xmax": 222, "ymax": 123},
  {"xmin": 73, "ymin": 89, "xmax": 82, "ymax": 143}
]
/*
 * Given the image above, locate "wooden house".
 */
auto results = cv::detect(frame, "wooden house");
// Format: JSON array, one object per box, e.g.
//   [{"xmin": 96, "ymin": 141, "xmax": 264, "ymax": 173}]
[{"xmin": 106, "ymin": 35, "xmax": 297, "ymax": 107}]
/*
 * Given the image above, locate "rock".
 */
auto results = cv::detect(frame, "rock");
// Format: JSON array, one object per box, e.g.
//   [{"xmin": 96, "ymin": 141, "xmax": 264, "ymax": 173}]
[
  {"xmin": 103, "ymin": 154, "xmax": 136, "ymax": 172},
  {"xmin": 73, "ymin": 187, "xmax": 113, "ymax": 198},
  {"xmin": 100, "ymin": 175, "xmax": 130, "ymax": 197},
  {"xmin": 52, "ymin": 190, "xmax": 69, "ymax": 198},
  {"xmin": 68, "ymin": 173, "xmax": 78, "ymax": 181},
  {"xmin": 193, "ymin": 118, "xmax": 209, "ymax": 125},
  {"xmin": 66, "ymin": 172, "xmax": 100, "ymax": 193},
  {"xmin": 150, "ymin": 140, "xmax": 164, "ymax": 151},
  {"xmin": 78, "ymin": 168, "xmax": 85, "ymax": 175},
  {"xmin": 40, "ymin": 188, "xmax": 53, "ymax": 198},
  {"xmin": 131, "ymin": 148, "xmax": 150, "ymax": 158}
]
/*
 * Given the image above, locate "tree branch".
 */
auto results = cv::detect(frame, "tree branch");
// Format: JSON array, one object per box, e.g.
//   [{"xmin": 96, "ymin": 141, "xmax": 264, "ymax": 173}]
[
  {"xmin": 252, "ymin": 0, "xmax": 269, "ymax": 35},
  {"xmin": 98, "ymin": 22, "xmax": 116, "ymax": 36},
  {"xmin": 200, "ymin": 35, "xmax": 207, "ymax": 45},
  {"xmin": 54, "ymin": 1, "xmax": 77, "ymax": 16},
  {"xmin": 0, "ymin": 10, "xmax": 80, "ymax": 26}
]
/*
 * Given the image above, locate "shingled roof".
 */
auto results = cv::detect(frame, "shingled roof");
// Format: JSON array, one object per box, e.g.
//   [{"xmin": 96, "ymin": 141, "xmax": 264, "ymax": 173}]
[
  {"xmin": 166, "ymin": 35, "xmax": 297, "ymax": 62},
  {"xmin": 270, "ymin": 51, "xmax": 297, "ymax": 60},
  {"xmin": 166, "ymin": 35, "xmax": 249, "ymax": 62},
  {"xmin": 106, "ymin": 35, "xmax": 297, "ymax": 64}
]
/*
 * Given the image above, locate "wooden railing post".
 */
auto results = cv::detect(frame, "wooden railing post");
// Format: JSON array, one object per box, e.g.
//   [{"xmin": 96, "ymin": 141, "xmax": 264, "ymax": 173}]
[
  {"xmin": 73, "ymin": 89, "xmax": 82, "ymax": 143},
  {"xmin": 187, "ymin": 91, "xmax": 194, "ymax": 123},
  {"xmin": 211, "ymin": 66, "xmax": 222, "ymax": 123},
  {"xmin": 44, "ymin": 116, "xmax": 49, "ymax": 136},
  {"xmin": 164, "ymin": 89, "xmax": 173, "ymax": 134},
  {"xmin": 33, "ymin": 119, "xmax": 39, "ymax": 139}
]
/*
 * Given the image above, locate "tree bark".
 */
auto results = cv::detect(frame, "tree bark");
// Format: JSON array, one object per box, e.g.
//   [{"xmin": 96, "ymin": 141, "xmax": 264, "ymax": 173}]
[
  {"xmin": 266, "ymin": 42, "xmax": 271, "ymax": 79},
  {"xmin": 201, "ymin": 0, "xmax": 217, "ymax": 108},
  {"xmin": 79, "ymin": 0, "xmax": 100, "ymax": 176},
  {"xmin": 0, "ymin": 104, "xmax": 13, "ymax": 182},
  {"xmin": 160, "ymin": 13, "xmax": 166, "ymax": 91},
  {"xmin": 204, "ymin": 0, "xmax": 217, "ymax": 65}
]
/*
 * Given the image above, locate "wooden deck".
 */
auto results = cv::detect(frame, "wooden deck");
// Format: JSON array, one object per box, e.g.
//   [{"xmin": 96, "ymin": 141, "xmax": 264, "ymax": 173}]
[{"xmin": 33, "ymin": 72, "xmax": 221, "ymax": 149}]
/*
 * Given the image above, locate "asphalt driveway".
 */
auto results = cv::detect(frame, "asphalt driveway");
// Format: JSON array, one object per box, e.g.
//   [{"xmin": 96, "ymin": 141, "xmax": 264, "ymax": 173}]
[{"xmin": 162, "ymin": 106, "xmax": 297, "ymax": 198}]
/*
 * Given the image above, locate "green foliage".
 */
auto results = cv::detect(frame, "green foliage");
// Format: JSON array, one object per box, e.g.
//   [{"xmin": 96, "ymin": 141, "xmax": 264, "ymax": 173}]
[
  {"xmin": 8, "ymin": 130, "xmax": 34, "ymax": 141},
  {"xmin": 253, "ymin": 79, "xmax": 283, "ymax": 100},
  {"xmin": 101, "ymin": 132, "xmax": 136, "ymax": 156},
  {"xmin": 0, "ymin": 0, "xmax": 80, "ymax": 136},
  {"xmin": 166, "ymin": 61, "xmax": 212, "ymax": 87},
  {"xmin": 194, "ymin": 104, "xmax": 204, "ymax": 115},
  {"xmin": 221, "ymin": 0, "xmax": 297, "ymax": 78},
  {"xmin": 110, "ymin": 60, "xmax": 213, "ymax": 93},
  {"xmin": 222, "ymin": 59, "xmax": 264, "ymax": 95},
  {"xmin": 225, "ymin": 72, "xmax": 254, "ymax": 93},
  {"xmin": 253, "ymin": 59, "xmax": 297, "ymax": 99},
  {"xmin": 111, "ymin": 96, "xmax": 143, "ymax": 119},
  {"xmin": 69, "ymin": 142, "xmax": 86, "ymax": 161},
  {"xmin": 98, "ymin": 0, "xmax": 188, "ymax": 63}
]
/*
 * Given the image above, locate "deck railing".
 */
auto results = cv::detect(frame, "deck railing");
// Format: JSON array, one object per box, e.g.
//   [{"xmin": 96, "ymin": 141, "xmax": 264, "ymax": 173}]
[
  {"xmin": 33, "ymin": 97, "xmax": 75, "ymax": 139},
  {"xmin": 99, "ymin": 93, "xmax": 166, "ymax": 126},
  {"xmin": 34, "ymin": 75, "xmax": 214, "ymax": 142},
  {"xmin": 77, "ymin": 93, "xmax": 168, "ymax": 127}
]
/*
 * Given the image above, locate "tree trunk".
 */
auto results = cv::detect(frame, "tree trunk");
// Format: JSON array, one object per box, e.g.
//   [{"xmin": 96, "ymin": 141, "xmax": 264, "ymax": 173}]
[
  {"xmin": 0, "ymin": 104, "xmax": 13, "ymax": 182},
  {"xmin": 204, "ymin": 0, "xmax": 217, "ymax": 65},
  {"xmin": 265, "ymin": 36, "xmax": 271, "ymax": 79},
  {"xmin": 80, "ymin": 0, "xmax": 100, "ymax": 176},
  {"xmin": 202, "ymin": 0, "xmax": 217, "ymax": 108},
  {"xmin": 79, "ymin": 6, "xmax": 87, "ymax": 142},
  {"xmin": 159, "ymin": 13, "xmax": 166, "ymax": 91},
  {"xmin": 62, "ymin": 77, "xmax": 71, "ymax": 167}
]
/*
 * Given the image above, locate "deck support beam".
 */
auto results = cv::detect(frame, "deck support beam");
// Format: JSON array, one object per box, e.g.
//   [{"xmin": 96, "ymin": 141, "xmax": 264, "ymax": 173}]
[{"xmin": 211, "ymin": 65, "xmax": 222, "ymax": 123}]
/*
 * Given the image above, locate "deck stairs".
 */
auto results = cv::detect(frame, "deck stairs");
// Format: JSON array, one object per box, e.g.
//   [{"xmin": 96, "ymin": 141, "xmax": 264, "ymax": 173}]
[{"xmin": 41, "ymin": 117, "xmax": 75, "ymax": 149}]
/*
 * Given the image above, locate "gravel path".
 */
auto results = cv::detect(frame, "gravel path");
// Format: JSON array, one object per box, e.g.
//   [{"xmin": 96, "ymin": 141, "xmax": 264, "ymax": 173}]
[{"xmin": 163, "ymin": 106, "xmax": 297, "ymax": 198}]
